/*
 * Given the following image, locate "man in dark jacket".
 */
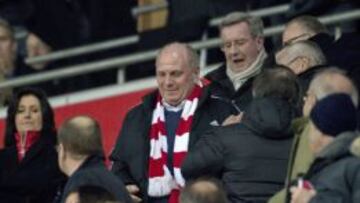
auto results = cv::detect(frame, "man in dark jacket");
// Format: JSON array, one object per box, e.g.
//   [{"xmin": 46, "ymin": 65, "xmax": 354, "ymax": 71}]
[
  {"xmin": 57, "ymin": 116, "xmax": 131, "ymax": 203},
  {"xmin": 182, "ymin": 66, "xmax": 300, "ymax": 203},
  {"xmin": 281, "ymin": 15, "xmax": 360, "ymax": 92},
  {"xmin": 291, "ymin": 93, "xmax": 360, "ymax": 203},
  {"xmin": 205, "ymin": 12, "xmax": 274, "ymax": 126},
  {"xmin": 268, "ymin": 68, "xmax": 359, "ymax": 203},
  {"xmin": 110, "ymin": 42, "xmax": 225, "ymax": 203}
]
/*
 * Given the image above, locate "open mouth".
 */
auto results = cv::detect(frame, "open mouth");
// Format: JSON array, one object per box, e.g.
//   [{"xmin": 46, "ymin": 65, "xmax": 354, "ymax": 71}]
[{"xmin": 233, "ymin": 59, "xmax": 245, "ymax": 64}]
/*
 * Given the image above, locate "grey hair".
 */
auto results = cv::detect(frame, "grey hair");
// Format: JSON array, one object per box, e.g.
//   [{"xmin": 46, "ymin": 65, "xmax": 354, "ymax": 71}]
[
  {"xmin": 281, "ymin": 40, "xmax": 327, "ymax": 67},
  {"xmin": 309, "ymin": 67, "xmax": 359, "ymax": 107},
  {"xmin": 287, "ymin": 15, "xmax": 329, "ymax": 35},
  {"xmin": 157, "ymin": 42, "xmax": 199, "ymax": 69},
  {"xmin": 219, "ymin": 12, "xmax": 264, "ymax": 37},
  {"xmin": 0, "ymin": 17, "xmax": 14, "ymax": 40}
]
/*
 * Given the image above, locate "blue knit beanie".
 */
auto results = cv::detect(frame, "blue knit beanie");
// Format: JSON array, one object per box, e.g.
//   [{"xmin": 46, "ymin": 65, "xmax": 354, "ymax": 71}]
[{"xmin": 310, "ymin": 93, "xmax": 357, "ymax": 136}]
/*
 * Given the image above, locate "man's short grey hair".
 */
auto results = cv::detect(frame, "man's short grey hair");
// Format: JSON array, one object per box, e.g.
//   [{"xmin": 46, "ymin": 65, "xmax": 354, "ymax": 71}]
[
  {"xmin": 219, "ymin": 12, "xmax": 264, "ymax": 37},
  {"xmin": 183, "ymin": 43, "xmax": 200, "ymax": 69},
  {"xmin": 281, "ymin": 40, "xmax": 327, "ymax": 67},
  {"xmin": 287, "ymin": 15, "xmax": 329, "ymax": 35},
  {"xmin": 309, "ymin": 67, "xmax": 359, "ymax": 107},
  {"xmin": 157, "ymin": 42, "xmax": 199, "ymax": 69}
]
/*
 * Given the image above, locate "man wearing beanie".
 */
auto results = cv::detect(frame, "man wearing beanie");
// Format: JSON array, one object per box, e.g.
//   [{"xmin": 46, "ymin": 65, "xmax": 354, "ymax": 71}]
[{"xmin": 290, "ymin": 93, "xmax": 360, "ymax": 203}]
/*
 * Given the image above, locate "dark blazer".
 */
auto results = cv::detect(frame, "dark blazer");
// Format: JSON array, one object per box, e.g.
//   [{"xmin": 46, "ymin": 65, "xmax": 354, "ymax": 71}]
[
  {"xmin": 60, "ymin": 155, "xmax": 132, "ymax": 203},
  {"xmin": 110, "ymin": 86, "xmax": 224, "ymax": 202},
  {"xmin": 0, "ymin": 134, "xmax": 65, "ymax": 203},
  {"xmin": 182, "ymin": 97, "xmax": 296, "ymax": 203}
]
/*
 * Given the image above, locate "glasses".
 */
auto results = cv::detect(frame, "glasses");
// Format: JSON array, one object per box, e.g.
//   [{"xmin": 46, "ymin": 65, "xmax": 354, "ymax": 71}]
[
  {"xmin": 286, "ymin": 57, "xmax": 300, "ymax": 67},
  {"xmin": 283, "ymin": 33, "xmax": 311, "ymax": 46}
]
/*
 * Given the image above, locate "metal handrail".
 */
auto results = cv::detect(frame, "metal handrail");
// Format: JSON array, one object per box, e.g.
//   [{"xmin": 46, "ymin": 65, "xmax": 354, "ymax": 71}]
[
  {"xmin": 25, "ymin": 3, "xmax": 291, "ymax": 65},
  {"xmin": 209, "ymin": 4, "xmax": 289, "ymax": 27},
  {"xmin": 2, "ymin": 9, "xmax": 359, "ymax": 90},
  {"xmin": 25, "ymin": 35, "xmax": 139, "ymax": 65}
]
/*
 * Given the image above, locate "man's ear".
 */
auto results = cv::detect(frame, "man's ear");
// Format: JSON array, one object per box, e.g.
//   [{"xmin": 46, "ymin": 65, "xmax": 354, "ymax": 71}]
[
  {"xmin": 299, "ymin": 57, "xmax": 310, "ymax": 72},
  {"xmin": 11, "ymin": 41, "xmax": 17, "ymax": 54},
  {"xmin": 58, "ymin": 143, "xmax": 67, "ymax": 159},
  {"xmin": 193, "ymin": 68, "xmax": 200, "ymax": 82},
  {"xmin": 255, "ymin": 37, "xmax": 264, "ymax": 51},
  {"xmin": 194, "ymin": 67, "xmax": 200, "ymax": 76}
]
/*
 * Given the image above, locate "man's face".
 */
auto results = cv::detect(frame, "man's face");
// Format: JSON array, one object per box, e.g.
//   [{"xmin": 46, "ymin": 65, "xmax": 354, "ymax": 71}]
[
  {"xmin": 220, "ymin": 21, "xmax": 263, "ymax": 73},
  {"xmin": 308, "ymin": 121, "xmax": 325, "ymax": 155},
  {"xmin": 156, "ymin": 49, "xmax": 198, "ymax": 106},
  {"xmin": 276, "ymin": 49, "xmax": 307, "ymax": 75},
  {"xmin": 282, "ymin": 23, "xmax": 311, "ymax": 46},
  {"xmin": 0, "ymin": 26, "xmax": 16, "ymax": 75}
]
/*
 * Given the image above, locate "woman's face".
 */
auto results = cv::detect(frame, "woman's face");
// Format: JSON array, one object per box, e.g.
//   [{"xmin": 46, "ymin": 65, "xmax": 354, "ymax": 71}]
[{"xmin": 15, "ymin": 94, "xmax": 43, "ymax": 134}]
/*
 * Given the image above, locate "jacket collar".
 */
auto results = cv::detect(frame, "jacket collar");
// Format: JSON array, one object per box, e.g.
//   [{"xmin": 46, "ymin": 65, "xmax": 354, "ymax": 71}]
[
  {"xmin": 350, "ymin": 135, "xmax": 360, "ymax": 157},
  {"xmin": 317, "ymin": 131, "xmax": 358, "ymax": 160},
  {"xmin": 242, "ymin": 97, "xmax": 295, "ymax": 139},
  {"xmin": 18, "ymin": 135, "xmax": 54, "ymax": 167},
  {"xmin": 291, "ymin": 117, "xmax": 309, "ymax": 134},
  {"xmin": 75, "ymin": 155, "xmax": 104, "ymax": 174},
  {"xmin": 205, "ymin": 64, "xmax": 236, "ymax": 92}
]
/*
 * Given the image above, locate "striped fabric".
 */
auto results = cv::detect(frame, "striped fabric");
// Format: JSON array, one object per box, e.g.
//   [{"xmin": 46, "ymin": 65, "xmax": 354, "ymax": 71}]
[{"xmin": 148, "ymin": 83, "xmax": 202, "ymax": 203}]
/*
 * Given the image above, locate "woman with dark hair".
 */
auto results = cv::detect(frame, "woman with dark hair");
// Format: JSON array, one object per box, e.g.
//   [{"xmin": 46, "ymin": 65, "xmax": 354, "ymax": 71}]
[{"xmin": 0, "ymin": 87, "xmax": 65, "ymax": 203}]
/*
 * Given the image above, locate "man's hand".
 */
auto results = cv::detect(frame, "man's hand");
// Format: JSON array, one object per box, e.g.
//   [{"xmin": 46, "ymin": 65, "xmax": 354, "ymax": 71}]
[
  {"xmin": 222, "ymin": 113, "xmax": 243, "ymax": 126},
  {"xmin": 290, "ymin": 186, "xmax": 316, "ymax": 203},
  {"xmin": 126, "ymin": 184, "xmax": 142, "ymax": 203}
]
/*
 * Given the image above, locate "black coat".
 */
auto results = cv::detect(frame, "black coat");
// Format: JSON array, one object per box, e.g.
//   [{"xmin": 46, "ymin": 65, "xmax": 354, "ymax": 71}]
[
  {"xmin": 60, "ymin": 155, "xmax": 132, "ymax": 203},
  {"xmin": 302, "ymin": 132, "xmax": 360, "ymax": 203},
  {"xmin": 205, "ymin": 55, "xmax": 275, "ymax": 117},
  {"xmin": 182, "ymin": 97, "xmax": 296, "ymax": 203},
  {"xmin": 309, "ymin": 33, "xmax": 360, "ymax": 90},
  {"xmin": 0, "ymin": 134, "xmax": 65, "ymax": 203},
  {"xmin": 110, "ymin": 87, "xmax": 225, "ymax": 202}
]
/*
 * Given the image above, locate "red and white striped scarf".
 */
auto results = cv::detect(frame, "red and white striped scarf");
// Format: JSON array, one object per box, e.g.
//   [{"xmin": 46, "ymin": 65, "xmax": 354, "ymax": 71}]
[{"xmin": 148, "ymin": 83, "xmax": 203, "ymax": 202}]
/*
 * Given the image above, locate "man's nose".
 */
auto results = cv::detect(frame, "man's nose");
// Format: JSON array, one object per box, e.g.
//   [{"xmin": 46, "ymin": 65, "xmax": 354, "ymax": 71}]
[
  {"xmin": 229, "ymin": 44, "xmax": 239, "ymax": 55},
  {"xmin": 164, "ymin": 75, "xmax": 174, "ymax": 86}
]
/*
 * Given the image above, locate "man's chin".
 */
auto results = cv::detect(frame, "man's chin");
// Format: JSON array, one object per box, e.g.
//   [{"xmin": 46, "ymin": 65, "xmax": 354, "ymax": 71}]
[{"xmin": 230, "ymin": 64, "xmax": 248, "ymax": 73}]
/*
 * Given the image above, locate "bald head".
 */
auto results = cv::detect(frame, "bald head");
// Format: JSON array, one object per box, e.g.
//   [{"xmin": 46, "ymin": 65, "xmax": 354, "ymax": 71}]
[
  {"xmin": 180, "ymin": 178, "xmax": 227, "ymax": 203},
  {"xmin": 58, "ymin": 115, "xmax": 103, "ymax": 157},
  {"xmin": 191, "ymin": 181, "xmax": 219, "ymax": 194},
  {"xmin": 156, "ymin": 42, "xmax": 199, "ymax": 70},
  {"xmin": 309, "ymin": 68, "xmax": 358, "ymax": 106},
  {"xmin": 67, "ymin": 116, "xmax": 97, "ymax": 134},
  {"xmin": 303, "ymin": 68, "xmax": 358, "ymax": 116}
]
